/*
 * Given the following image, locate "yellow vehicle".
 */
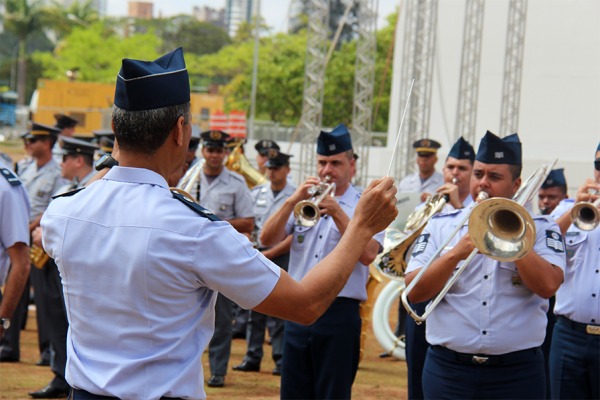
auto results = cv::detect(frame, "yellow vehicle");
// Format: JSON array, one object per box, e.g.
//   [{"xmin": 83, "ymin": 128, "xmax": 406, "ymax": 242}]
[{"xmin": 30, "ymin": 79, "xmax": 224, "ymax": 133}]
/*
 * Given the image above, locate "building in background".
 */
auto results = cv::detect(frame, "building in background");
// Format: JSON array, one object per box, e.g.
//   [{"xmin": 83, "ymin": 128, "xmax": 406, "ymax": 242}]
[
  {"xmin": 225, "ymin": 0, "xmax": 254, "ymax": 38},
  {"xmin": 128, "ymin": 1, "xmax": 153, "ymax": 19},
  {"xmin": 193, "ymin": 5, "xmax": 226, "ymax": 30}
]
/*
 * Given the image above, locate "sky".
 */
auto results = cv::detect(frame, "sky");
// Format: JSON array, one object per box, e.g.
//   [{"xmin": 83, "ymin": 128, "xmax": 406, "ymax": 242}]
[{"xmin": 106, "ymin": 0, "xmax": 399, "ymax": 33}]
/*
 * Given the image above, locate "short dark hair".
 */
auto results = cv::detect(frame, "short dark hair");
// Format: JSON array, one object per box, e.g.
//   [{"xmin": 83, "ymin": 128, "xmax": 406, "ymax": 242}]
[
  {"xmin": 112, "ymin": 102, "xmax": 191, "ymax": 154},
  {"xmin": 508, "ymin": 164, "xmax": 522, "ymax": 181}
]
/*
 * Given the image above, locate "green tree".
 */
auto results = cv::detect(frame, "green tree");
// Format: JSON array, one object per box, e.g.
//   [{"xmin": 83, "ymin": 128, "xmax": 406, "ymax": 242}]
[
  {"xmin": 163, "ymin": 18, "xmax": 230, "ymax": 56},
  {"xmin": 33, "ymin": 22, "xmax": 161, "ymax": 83},
  {"xmin": 3, "ymin": 0, "xmax": 48, "ymax": 104},
  {"xmin": 42, "ymin": 0, "xmax": 100, "ymax": 40}
]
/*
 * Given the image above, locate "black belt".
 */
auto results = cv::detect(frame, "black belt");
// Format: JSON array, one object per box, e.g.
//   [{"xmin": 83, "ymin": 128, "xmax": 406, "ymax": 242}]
[
  {"xmin": 70, "ymin": 389, "xmax": 182, "ymax": 399},
  {"xmin": 431, "ymin": 345, "xmax": 541, "ymax": 366},
  {"xmin": 558, "ymin": 315, "xmax": 600, "ymax": 336}
]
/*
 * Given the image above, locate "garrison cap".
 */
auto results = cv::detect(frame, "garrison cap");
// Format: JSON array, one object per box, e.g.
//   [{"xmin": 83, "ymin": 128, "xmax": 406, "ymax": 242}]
[
  {"xmin": 317, "ymin": 124, "xmax": 353, "ymax": 156},
  {"xmin": 475, "ymin": 131, "xmax": 522, "ymax": 165},
  {"xmin": 265, "ymin": 151, "xmax": 292, "ymax": 168},
  {"xmin": 54, "ymin": 113, "xmax": 78, "ymax": 129},
  {"xmin": 189, "ymin": 125, "xmax": 201, "ymax": 151},
  {"xmin": 413, "ymin": 138, "xmax": 441, "ymax": 155},
  {"xmin": 541, "ymin": 168, "xmax": 567, "ymax": 189},
  {"xmin": 596, "ymin": 142, "xmax": 600, "ymax": 153},
  {"xmin": 114, "ymin": 47, "xmax": 190, "ymax": 111},
  {"xmin": 59, "ymin": 136, "xmax": 98, "ymax": 156},
  {"xmin": 255, "ymin": 139, "xmax": 280, "ymax": 155},
  {"xmin": 23, "ymin": 122, "xmax": 61, "ymax": 139},
  {"xmin": 201, "ymin": 130, "xmax": 230, "ymax": 148},
  {"xmin": 448, "ymin": 136, "xmax": 475, "ymax": 161}
]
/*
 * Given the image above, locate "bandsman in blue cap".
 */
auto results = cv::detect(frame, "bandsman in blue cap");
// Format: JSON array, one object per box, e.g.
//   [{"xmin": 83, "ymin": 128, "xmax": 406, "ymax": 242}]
[
  {"xmin": 547, "ymin": 142, "xmax": 600, "ymax": 399},
  {"xmin": 399, "ymin": 138, "xmax": 444, "ymax": 202},
  {"xmin": 538, "ymin": 168, "xmax": 568, "ymax": 216},
  {"xmin": 40, "ymin": 49, "xmax": 397, "ymax": 399},
  {"xmin": 234, "ymin": 150, "xmax": 296, "ymax": 376},
  {"xmin": 400, "ymin": 135, "xmax": 476, "ymax": 398},
  {"xmin": 405, "ymin": 130, "xmax": 566, "ymax": 399},
  {"xmin": 261, "ymin": 123, "xmax": 387, "ymax": 399},
  {"xmin": 12, "ymin": 122, "xmax": 68, "ymax": 396},
  {"xmin": 255, "ymin": 139, "xmax": 280, "ymax": 175}
]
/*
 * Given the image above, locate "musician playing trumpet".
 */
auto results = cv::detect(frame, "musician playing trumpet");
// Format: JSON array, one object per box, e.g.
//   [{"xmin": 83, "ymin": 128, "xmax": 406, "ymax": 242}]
[
  {"xmin": 404, "ymin": 131, "xmax": 565, "ymax": 399},
  {"xmin": 547, "ymin": 143, "xmax": 600, "ymax": 399},
  {"xmin": 260, "ymin": 124, "xmax": 384, "ymax": 400}
]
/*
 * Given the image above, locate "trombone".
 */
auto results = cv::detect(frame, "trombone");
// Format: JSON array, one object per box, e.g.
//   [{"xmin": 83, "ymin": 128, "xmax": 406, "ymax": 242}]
[
  {"xmin": 293, "ymin": 176, "xmax": 336, "ymax": 227},
  {"xmin": 401, "ymin": 161, "xmax": 556, "ymax": 324}
]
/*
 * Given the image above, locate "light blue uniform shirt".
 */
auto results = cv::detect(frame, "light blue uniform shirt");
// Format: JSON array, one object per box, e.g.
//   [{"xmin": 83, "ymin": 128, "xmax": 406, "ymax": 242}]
[
  {"xmin": 18, "ymin": 158, "xmax": 68, "ymax": 221},
  {"xmin": 550, "ymin": 198, "xmax": 600, "ymax": 325},
  {"xmin": 0, "ymin": 161, "xmax": 30, "ymax": 283},
  {"xmin": 285, "ymin": 185, "xmax": 383, "ymax": 301},
  {"xmin": 251, "ymin": 181, "xmax": 296, "ymax": 248},
  {"xmin": 398, "ymin": 170, "xmax": 443, "ymax": 194},
  {"xmin": 199, "ymin": 168, "xmax": 254, "ymax": 221},
  {"xmin": 41, "ymin": 167, "xmax": 280, "ymax": 400},
  {"xmin": 406, "ymin": 205, "xmax": 566, "ymax": 354}
]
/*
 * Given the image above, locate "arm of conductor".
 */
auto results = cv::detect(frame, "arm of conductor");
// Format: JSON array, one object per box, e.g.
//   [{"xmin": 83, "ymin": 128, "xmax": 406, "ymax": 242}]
[
  {"xmin": 0, "ymin": 242, "xmax": 30, "ymax": 337},
  {"xmin": 253, "ymin": 177, "xmax": 397, "ymax": 325}
]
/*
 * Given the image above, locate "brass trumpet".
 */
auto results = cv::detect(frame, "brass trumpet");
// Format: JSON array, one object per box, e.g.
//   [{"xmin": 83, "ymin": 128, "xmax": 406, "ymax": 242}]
[
  {"xmin": 570, "ymin": 193, "xmax": 600, "ymax": 231},
  {"xmin": 294, "ymin": 176, "xmax": 336, "ymax": 227}
]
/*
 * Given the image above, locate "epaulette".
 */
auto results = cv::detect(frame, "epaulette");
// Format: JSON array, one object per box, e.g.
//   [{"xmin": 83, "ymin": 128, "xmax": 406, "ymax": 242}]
[
  {"xmin": 171, "ymin": 189, "xmax": 221, "ymax": 221},
  {"xmin": 1, "ymin": 167, "xmax": 21, "ymax": 186},
  {"xmin": 52, "ymin": 187, "xmax": 85, "ymax": 199}
]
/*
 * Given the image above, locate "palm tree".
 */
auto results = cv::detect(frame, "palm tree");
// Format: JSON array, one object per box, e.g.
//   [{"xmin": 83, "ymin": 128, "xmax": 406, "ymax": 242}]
[{"xmin": 3, "ymin": 0, "xmax": 46, "ymax": 105}]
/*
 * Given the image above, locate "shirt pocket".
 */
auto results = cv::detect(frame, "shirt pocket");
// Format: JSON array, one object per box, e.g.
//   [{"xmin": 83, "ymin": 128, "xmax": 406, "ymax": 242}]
[
  {"xmin": 497, "ymin": 261, "xmax": 531, "ymax": 295},
  {"xmin": 217, "ymin": 193, "xmax": 235, "ymax": 213},
  {"xmin": 563, "ymin": 231, "xmax": 588, "ymax": 271}
]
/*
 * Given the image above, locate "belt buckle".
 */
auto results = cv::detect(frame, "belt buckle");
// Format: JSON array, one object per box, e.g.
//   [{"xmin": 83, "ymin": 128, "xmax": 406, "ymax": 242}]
[
  {"xmin": 586, "ymin": 325, "xmax": 600, "ymax": 335},
  {"xmin": 472, "ymin": 355, "xmax": 489, "ymax": 364}
]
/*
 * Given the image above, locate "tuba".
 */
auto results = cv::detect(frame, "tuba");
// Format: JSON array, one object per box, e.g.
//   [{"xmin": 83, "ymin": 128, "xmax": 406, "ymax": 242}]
[
  {"xmin": 225, "ymin": 139, "xmax": 267, "ymax": 189},
  {"xmin": 293, "ymin": 176, "xmax": 336, "ymax": 227}
]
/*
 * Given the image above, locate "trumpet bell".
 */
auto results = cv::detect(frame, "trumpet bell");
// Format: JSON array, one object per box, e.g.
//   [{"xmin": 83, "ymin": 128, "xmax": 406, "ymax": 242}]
[
  {"xmin": 294, "ymin": 200, "xmax": 320, "ymax": 227},
  {"xmin": 469, "ymin": 198, "xmax": 536, "ymax": 262},
  {"xmin": 570, "ymin": 201, "xmax": 600, "ymax": 231}
]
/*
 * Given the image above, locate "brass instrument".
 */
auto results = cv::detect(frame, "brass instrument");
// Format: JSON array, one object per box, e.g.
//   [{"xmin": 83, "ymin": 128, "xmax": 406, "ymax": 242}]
[
  {"xmin": 225, "ymin": 140, "xmax": 267, "ymax": 189},
  {"xmin": 293, "ymin": 176, "xmax": 336, "ymax": 227},
  {"xmin": 177, "ymin": 159, "xmax": 205, "ymax": 202},
  {"xmin": 402, "ymin": 161, "xmax": 556, "ymax": 324},
  {"xmin": 30, "ymin": 245, "xmax": 49, "ymax": 269},
  {"xmin": 570, "ymin": 193, "xmax": 600, "ymax": 231}
]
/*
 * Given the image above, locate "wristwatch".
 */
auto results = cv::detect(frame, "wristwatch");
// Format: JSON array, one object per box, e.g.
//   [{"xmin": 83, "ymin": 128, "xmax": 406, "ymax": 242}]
[
  {"xmin": 95, "ymin": 154, "xmax": 119, "ymax": 171},
  {"xmin": 0, "ymin": 317, "xmax": 10, "ymax": 330}
]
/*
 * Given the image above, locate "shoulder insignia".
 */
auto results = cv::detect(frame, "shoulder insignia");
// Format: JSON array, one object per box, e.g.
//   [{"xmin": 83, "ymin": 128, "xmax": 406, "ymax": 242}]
[
  {"xmin": 52, "ymin": 187, "xmax": 85, "ymax": 199},
  {"xmin": 171, "ymin": 189, "xmax": 221, "ymax": 221},
  {"xmin": 411, "ymin": 233, "xmax": 430, "ymax": 256},
  {"xmin": 1, "ymin": 167, "xmax": 21, "ymax": 186},
  {"xmin": 545, "ymin": 230, "xmax": 565, "ymax": 253}
]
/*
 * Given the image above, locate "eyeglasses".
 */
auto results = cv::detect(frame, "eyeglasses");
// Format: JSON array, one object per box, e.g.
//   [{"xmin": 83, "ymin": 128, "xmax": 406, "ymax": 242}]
[{"xmin": 594, "ymin": 158, "xmax": 600, "ymax": 171}]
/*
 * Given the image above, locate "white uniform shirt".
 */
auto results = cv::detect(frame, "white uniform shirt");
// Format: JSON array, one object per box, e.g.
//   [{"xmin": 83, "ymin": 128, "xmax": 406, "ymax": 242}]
[
  {"xmin": 550, "ymin": 198, "xmax": 600, "ymax": 325},
  {"xmin": 285, "ymin": 185, "xmax": 383, "ymax": 301},
  {"xmin": 18, "ymin": 158, "xmax": 68, "ymax": 221},
  {"xmin": 398, "ymin": 170, "xmax": 443, "ymax": 194},
  {"xmin": 251, "ymin": 181, "xmax": 296, "ymax": 248},
  {"xmin": 0, "ymin": 162, "xmax": 30, "ymax": 283},
  {"xmin": 41, "ymin": 167, "xmax": 281, "ymax": 400},
  {"xmin": 199, "ymin": 168, "xmax": 254, "ymax": 221},
  {"xmin": 406, "ymin": 205, "xmax": 566, "ymax": 355}
]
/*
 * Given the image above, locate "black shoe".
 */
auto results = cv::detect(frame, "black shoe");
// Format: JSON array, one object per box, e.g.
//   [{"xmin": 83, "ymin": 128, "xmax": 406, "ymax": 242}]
[
  {"xmin": 231, "ymin": 331, "xmax": 246, "ymax": 340},
  {"xmin": 379, "ymin": 352, "xmax": 391, "ymax": 358},
  {"xmin": 232, "ymin": 360, "xmax": 260, "ymax": 372},
  {"xmin": 272, "ymin": 365, "xmax": 281, "ymax": 376},
  {"xmin": 207, "ymin": 375, "xmax": 224, "ymax": 388},
  {"xmin": 28, "ymin": 385, "xmax": 69, "ymax": 398},
  {"xmin": 36, "ymin": 358, "xmax": 50, "ymax": 366},
  {"xmin": 0, "ymin": 353, "xmax": 19, "ymax": 362}
]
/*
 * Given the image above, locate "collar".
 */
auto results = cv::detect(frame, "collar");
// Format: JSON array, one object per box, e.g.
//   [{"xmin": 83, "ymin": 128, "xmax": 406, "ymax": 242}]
[{"xmin": 103, "ymin": 166, "xmax": 169, "ymax": 189}]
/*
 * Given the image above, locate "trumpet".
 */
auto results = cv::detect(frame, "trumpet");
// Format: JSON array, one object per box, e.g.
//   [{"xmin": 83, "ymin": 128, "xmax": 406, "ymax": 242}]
[
  {"xmin": 401, "ymin": 161, "xmax": 556, "ymax": 324},
  {"xmin": 294, "ymin": 176, "xmax": 336, "ymax": 227},
  {"xmin": 570, "ymin": 192, "xmax": 600, "ymax": 231}
]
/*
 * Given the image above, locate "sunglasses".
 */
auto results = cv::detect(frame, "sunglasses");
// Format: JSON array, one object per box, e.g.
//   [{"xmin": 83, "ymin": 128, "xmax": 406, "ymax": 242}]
[
  {"xmin": 24, "ymin": 138, "xmax": 40, "ymax": 145},
  {"xmin": 595, "ymin": 158, "xmax": 600, "ymax": 171}
]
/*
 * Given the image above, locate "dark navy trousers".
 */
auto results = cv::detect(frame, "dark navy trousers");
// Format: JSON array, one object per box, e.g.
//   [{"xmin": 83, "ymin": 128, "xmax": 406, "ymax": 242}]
[
  {"xmin": 404, "ymin": 301, "xmax": 429, "ymax": 400},
  {"xmin": 280, "ymin": 297, "xmax": 360, "ymax": 400}
]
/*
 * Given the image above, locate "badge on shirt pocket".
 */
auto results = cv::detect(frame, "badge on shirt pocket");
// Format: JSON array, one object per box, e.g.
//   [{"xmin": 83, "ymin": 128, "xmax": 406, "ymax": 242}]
[{"xmin": 297, "ymin": 234, "xmax": 304, "ymax": 244}]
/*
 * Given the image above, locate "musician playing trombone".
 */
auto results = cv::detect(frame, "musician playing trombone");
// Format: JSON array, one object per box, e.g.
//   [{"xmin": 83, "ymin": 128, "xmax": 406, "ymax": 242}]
[
  {"xmin": 404, "ymin": 131, "xmax": 565, "ymax": 399},
  {"xmin": 260, "ymin": 124, "xmax": 385, "ymax": 400},
  {"xmin": 547, "ymin": 143, "xmax": 600, "ymax": 399}
]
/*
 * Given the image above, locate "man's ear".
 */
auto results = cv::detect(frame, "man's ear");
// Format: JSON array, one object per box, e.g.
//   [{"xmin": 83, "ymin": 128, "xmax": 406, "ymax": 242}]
[{"xmin": 173, "ymin": 116, "xmax": 185, "ymax": 146}]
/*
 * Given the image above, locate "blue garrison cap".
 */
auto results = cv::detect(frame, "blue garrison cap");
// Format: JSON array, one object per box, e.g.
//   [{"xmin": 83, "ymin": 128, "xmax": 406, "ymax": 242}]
[
  {"xmin": 265, "ymin": 151, "xmax": 292, "ymax": 168},
  {"xmin": 201, "ymin": 130, "xmax": 230, "ymax": 148},
  {"xmin": 541, "ymin": 168, "xmax": 567, "ymax": 189},
  {"xmin": 475, "ymin": 131, "xmax": 522, "ymax": 165},
  {"xmin": 596, "ymin": 142, "xmax": 600, "ymax": 153},
  {"xmin": 114, "ymin": 47, "xmax": 190, "ymax": 111},
  {"xmin": 448, "ymin": 136, "xmax": 475, "ymax": 161},
  {"xmin": 317, "ymin": 124, "xmax": 353, "ymax": 156}
]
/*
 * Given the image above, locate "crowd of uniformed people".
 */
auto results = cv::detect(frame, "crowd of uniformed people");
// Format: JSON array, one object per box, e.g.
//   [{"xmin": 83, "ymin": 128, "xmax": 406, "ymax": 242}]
[{"xmin": 0, "ymin": 46, "xmax": 597, "ymax": 400}]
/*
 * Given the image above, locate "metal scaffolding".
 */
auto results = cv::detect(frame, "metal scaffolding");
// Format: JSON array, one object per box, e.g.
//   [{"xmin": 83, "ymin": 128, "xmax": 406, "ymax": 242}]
[
  {"xmin": 351, "ymin": 0, "xmax": 377, "ymax": 187},
  {"xmin": 499, "ymin": 0, "xmax": 528, "ymax": 137},
  {"xmin": 454, "ymin": 0, "xmax": 485, "ymax": 145},
  {"xmin": 298, "ymin": 0, "xmax": 330, "ymax": 179}
]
